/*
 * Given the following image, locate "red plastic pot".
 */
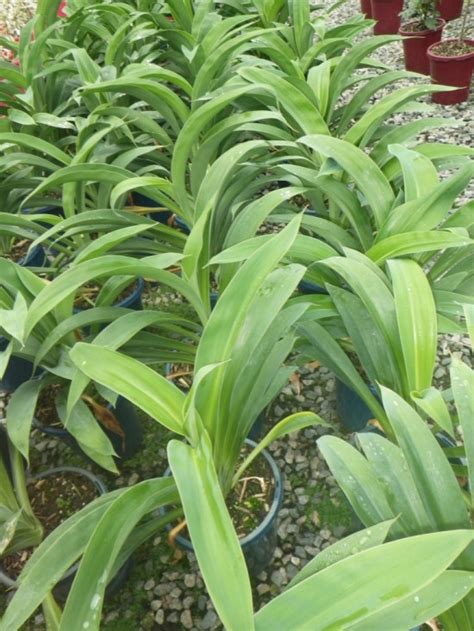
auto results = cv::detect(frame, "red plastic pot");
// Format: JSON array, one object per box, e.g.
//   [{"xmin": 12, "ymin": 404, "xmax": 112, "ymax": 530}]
[
  {"xmin": 372, "ymin": 0, "xmax": 404, "ymax": 35},
  {"xmin": 399, "ymin": 19, "xmax": 445, "ymax": 75},
  {"xmin": 428, "ymin": 39, "xmax": 474, "ymax": 104},
  {"xmin": 437, "ymin": 0, "xmax": 463, "ymax": 22},
  {"xmin": 360, "ymin": 0, "xmax": 373, "ymax": 18}
]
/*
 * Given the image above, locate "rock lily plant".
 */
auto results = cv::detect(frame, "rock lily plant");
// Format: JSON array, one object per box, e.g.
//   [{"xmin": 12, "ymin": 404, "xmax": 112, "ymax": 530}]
[{"xmin": 319, "ymin": 352, "xmax": 474, "ymax": 630}]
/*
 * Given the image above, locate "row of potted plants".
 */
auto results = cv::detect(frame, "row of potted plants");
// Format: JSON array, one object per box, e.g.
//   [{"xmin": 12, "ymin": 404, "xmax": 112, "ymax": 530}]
[
  {"xmin": 361, "ymin": 0, "xmax": 474, "ymax": 104},
  {"xmin": 0, "ymin": 0, "xmax": 473, "ymax": 629},
  {"xmin": 362, "ymin": 0, "xmax": 464, "ymax": 30}
]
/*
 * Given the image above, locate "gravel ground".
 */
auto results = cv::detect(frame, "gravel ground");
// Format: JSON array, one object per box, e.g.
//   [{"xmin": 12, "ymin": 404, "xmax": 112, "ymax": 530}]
[
  {"xmin": 0, "ymin": 1, "xmax": 473, "ymax": 629},
  {"xmin": 0, "ymin": 0, "xmax": 35, "ymax": 37}
]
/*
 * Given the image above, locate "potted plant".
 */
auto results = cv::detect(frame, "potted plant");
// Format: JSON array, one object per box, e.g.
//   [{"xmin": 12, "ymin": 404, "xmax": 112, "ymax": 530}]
[
  {"xmin": 438, "ymin": 0, "xmax": 464, "ymax": 21},
  {"xmin": 3, "ymin": 444, "xmax": 474, "ymax": 629},
  {"xmin": 0, "ymin": 250, "xmax": 202, "ymax": 468},
  {"xmin": 318, "ymin": 355, "xmax": 474, "ymax": 629},
  {"xmin": 427, "ymin": 0, "xmax": 474, "ymax": 104},
  {"xmin": 295, "ymin": 250, "xmax": 466, "ymax": 433},
  {"xmin": 399, "ymin": 0, "xmax": 446, "ymax": 74},
  {"xmin": 0, "ymin": 425, "xmax": 129, "ymax": 613},
  {"xmin": 371, "ymin": 0, "xmax": 404, "ymax": 34},
  {"xmin": 63, "ymin": 218, "xmax": 327, "ymax": 570}
]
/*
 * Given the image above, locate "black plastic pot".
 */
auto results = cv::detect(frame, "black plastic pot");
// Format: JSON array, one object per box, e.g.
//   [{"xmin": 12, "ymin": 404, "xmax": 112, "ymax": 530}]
[
  {"xmin": 298, "ymin": 279, "xmax": 328, "ymax": 295},
  {"xmin": 165, "ymin": 439, "xmax": 283, "ymax": 577},
  {"xmin": 34, "ymin": 396, "xmax": 143, "ymax": 461},
  {"xmin": 114, "ymin": 277, "xmax": 145, "ymax": 311},
  {"xmin": 0, "ymin": 423, "xmax": 11, "ymax": 477},
  {"xmin": 0, "ymin": 466, "xmax": 132, "ymax": 602},
  {"xmin": 335, "ymin": 379, "xmax": 379, "ymax": 432},
  {"xmin": 20, "ymin": 245, "xmax": 47, "ymax": 267},
  {"xmin": 131, "ymin": 193, "xmax": 190, "ymax": 234},
  {"xmin": 0, "ymin": 338, "xmax": 39, "ymax": 394},
  {"xmin": 436, "ymin": 431, "xmax": 467, "ymax": 473}
]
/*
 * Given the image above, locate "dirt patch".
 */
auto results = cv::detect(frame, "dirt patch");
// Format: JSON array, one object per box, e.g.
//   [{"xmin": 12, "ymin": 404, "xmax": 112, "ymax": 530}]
[
  {"xmin": 430, "ymin": 40, "xmax": 474, "ymax": 56},
  {"xmin": 401, "ymin": 20, "xmax": 442, "ymax": 33},
  {"xmin": 227, "ymin": 449, "xmax": 275, "ymax": 537},
  {"xmin": 4, "ymin": 239, "xmax": 33, "ymax": 263}
]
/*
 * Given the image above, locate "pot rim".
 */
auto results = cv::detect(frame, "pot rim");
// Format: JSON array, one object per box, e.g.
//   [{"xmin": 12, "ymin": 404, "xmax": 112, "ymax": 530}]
[
  {"xmin": 111, "ymin": 276, "xmax": 145, "ymax": 309},
  {"xmin": 427, "ymin": 38, "xmax": 474, "ymax": 61},
  {"xmin": 399, "ymin": 18, "xmax": 445, "ymax": 36},
  {"xmin": 0, "ymin": 466, "xmax": 106, "ymax": 588},
  {"xmin": 165, "ymin": 438, "xmax": 283, "ymax": 550}
]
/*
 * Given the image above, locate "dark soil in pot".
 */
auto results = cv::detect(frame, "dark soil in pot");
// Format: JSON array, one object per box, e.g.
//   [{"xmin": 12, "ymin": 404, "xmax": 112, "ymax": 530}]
[
  {"xmin": 399, "ymin": 19, "xmax": 445, "ymax": 74},
  {"xmin": 166, "ymin": 439, "xmax": 283, "ymax": 577},
  {"xmin": 428, "ymin": 39, "xmax": 474, "ymax": 104},
  {"xmin": 0, "ymin": 466, "xmax": 130, "ymax": 603},
  {"xmin": 2, "ymin": 469, "xmax": 100, "ymax": 580},
  {"xmin": 74, "ymin": 279, "xmax": 143, "ymax": 311},
  {"xmin": 5, "ymin": 239, "xmax": 34, "ymax": 263},
  {"xmin": 2, "ymin": 239, "xmax": 46, "ymax": 267}
]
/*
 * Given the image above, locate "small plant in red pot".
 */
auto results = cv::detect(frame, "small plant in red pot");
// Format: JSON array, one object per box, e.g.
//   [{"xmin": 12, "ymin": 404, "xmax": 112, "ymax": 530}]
[
  {"xmin": 427, "ymin": 0, "xmax": 474, "ymax": 104},
  {"xmin": 438, "ymin": 0, "xmax": 464, "ymax": 21},
  {"xmin": 400, "ymin": 0, "xmax": 446, "ymax": 74},
  {"xmin": 372, "ymin": 0, "xmax": 404, "ymax": 34},
  {"xmin": 360, "ymin": 0, "xmax": 373, "ymax": 17}
]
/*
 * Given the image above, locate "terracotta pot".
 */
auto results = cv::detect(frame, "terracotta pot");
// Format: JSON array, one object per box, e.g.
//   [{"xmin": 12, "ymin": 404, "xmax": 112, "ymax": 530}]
[
  {"xmin": 399, "ymin": 19, "xmax": 445, "ymax": 75},
  {"xmin": 428, "ymin": 39, "xmax": 474, "ymax": 104},
  {"xmin": 360, "ymin": 0, "xmax": 373, "ymax": 18},
  {"xmin": 371, "ymin": 0, "xmax": 404, "ymax": 34},
  {"xmin": 437, "ymin": 0, "xmax": 463, "ymax": 22}
]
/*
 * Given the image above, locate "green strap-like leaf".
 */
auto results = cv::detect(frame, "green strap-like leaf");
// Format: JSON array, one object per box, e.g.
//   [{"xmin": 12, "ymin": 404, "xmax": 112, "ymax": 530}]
[
  {"xmin": 411, "ymin": 387, "xmax": 454, "ymax": 439},
  {"xmin": 388, "ymin": 259, "xmax": 437, "ymax": 393},
  {"xmin": 24, "ymin": 253, "xmax": 189, "ymax": 336},
  {"xmin": 318, "ymin": 436, "xmax": 396, "ymax": 527},
  {"xmin": 1, "ymin": 489, "xmax": 125, "ymax": 630},
  {"xmin": 367, "ymin": 230, "xmax": 472, "ymax": 265},
  {"xmin": 350, "ymin": 570, "xmax": 474, "ymax": 631},
  {"xmin": 6, "ymin": 379, "xmax": 44, "ymax": 462},
  {"xmin": 388, "ymin": 143, "xmax": 439, "ymax": 202},
  {"xmin": 70, "ymin": 344, "xmax": 185, "ymax": 435},
  {"xmin": 358, "ymin": 433, "xmax": 435, "ymax": 534},
  {"xmin": 255, "ymin": 531, "xmax": 474, "ymax": 630},
  {"xmin": 233, "ymin": 411, "xmax": 327, "ymax": 485},
  {"xmin": 59, "ymin": 479, "xmax": 178, "ymax": 631},
  {"xmin": 289, "ymin": 520, "xmax": 396, "ymax": 588},
  {"xmin": 239, "ymin": 67, "xmax": 330, "ymax": 136},
  {"xmin": 168, "ymin": 436, "xmax": 255, "ymax": 631},
  {"xmin": 0, "ymin": 133, "xmax": 70, "ymax": 165},
  {"xmin": 381, "ymin": 387, "xmax": 470, "ymax": 531},
  {"xmin": 451, "ymin": 359, "xmax": 474, "ymax": 507},
  {"xmin": 299, "ymin": 135, "xmax": 394, "ymax": 229}
]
